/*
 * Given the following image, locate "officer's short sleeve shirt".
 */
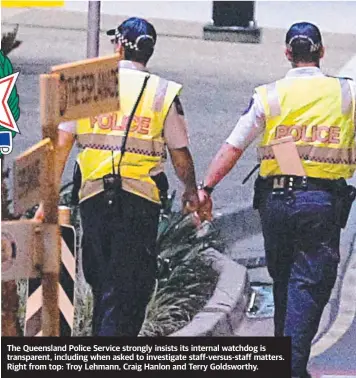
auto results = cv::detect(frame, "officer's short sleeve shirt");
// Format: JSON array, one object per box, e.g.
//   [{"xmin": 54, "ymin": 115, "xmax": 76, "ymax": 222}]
[{"xmin": 226, "ymin": 67, "xmax": 356, "ymax": 151}]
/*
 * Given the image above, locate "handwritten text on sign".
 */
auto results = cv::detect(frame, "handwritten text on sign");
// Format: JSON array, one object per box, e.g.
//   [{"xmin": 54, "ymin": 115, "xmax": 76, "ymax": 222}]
[
  {"xmin": 51, "ymin": 54, "xmax": 120, "ymax": 122},
  {"xmin": 13, "ymin": 138, "xmax": 53, "ymax": 216}
]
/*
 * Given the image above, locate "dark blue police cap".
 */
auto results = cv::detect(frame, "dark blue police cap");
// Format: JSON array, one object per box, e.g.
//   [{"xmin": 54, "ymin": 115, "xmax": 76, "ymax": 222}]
[
  {"xmin": 286, "ymin": 22, "xmax": 322, "ymax": 53},
  {"xmin": 106, "ymin": 17, "xmax": 156, "ymax": 51}
]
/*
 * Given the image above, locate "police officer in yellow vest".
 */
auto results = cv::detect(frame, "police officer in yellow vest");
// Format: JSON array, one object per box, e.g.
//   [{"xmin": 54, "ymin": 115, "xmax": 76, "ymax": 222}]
[
  {"xmin": 197, "ymin": 22, "xmax": 356, "ymax": 377},
  {"xmin": 35, "ymin": 17, "xmax": 200, "ymax": 336}
]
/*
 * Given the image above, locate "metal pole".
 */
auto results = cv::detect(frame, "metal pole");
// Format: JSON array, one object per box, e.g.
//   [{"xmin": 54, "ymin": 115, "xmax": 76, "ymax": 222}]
[{"xmin": 86, "ymin": 1, "xmax": 101, "ymax": 58}]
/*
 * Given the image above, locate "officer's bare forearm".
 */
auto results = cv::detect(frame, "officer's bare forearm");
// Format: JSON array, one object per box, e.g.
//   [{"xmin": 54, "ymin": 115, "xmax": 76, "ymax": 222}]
[
  {"xmin": 169, "ymin": 147, "xmax": 197, "ymax": 191},
  {"xmin": 204, "ymin": 143, "xmax": 243, "ymax": 188}
]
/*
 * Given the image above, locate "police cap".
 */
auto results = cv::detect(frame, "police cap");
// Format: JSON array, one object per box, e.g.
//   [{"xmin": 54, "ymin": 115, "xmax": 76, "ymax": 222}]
[
  {"xmin": 106, "ymin": 17, "xmax": 157, "ymax": 52},
  {"xmin": 286, "ymin": 22, "xmax": 323, "ymax": 53}
]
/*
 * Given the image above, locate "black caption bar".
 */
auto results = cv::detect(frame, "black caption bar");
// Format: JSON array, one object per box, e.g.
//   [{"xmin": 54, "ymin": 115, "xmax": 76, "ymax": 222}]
[{"xmin": 2, "ymin": 337, "xmax": 291, "ymax": 377}]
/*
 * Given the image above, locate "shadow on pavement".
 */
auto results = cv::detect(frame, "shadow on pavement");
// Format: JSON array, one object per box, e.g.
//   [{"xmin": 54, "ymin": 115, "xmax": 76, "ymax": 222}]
[
  {"xmin": 213, "ymin": 205, "xmax": 262, "ymax": 247},
  {"xmin": 12, "ymin": 57, "xmax": 69, "ymax": 76}
]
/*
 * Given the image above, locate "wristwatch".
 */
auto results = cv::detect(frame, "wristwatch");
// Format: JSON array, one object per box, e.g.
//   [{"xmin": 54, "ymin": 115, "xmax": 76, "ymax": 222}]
[{"xmin": 198, "ymin": 182, "xmax": 214, "ymax": 195}]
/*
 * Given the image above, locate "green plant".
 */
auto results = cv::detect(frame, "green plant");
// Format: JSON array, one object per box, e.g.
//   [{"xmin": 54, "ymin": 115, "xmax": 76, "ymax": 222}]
[
  {"xmin": 140, "ymin": 194, "xmax": 221, "ymax": 336},
  {"xmin": 139, "ymin": 245, "xmax": 218, "ymax": 336}
]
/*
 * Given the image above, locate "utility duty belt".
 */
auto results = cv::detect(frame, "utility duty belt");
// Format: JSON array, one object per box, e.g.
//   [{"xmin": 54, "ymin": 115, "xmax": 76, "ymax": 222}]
[
  {"xmin": 257, "ymin": 175, "xmax": 338, "ymax": 193},
  {"xmin": 253, "ymin": 175, "xmax": 356, "ymax": 228}
]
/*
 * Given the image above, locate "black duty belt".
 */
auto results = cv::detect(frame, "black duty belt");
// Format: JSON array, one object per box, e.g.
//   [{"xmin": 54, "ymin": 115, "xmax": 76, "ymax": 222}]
[{"xmin": 257, "ymin": 175, "xmax": 341, "ymax": 192}]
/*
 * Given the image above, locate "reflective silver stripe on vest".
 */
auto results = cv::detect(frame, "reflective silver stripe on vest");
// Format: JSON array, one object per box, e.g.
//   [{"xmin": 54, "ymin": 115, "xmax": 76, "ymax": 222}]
[
  {"xmin": 266, "ymin": 82, "xmax": 281, "ymax": 117},
  {"xmin": 80, "ymin": 177, "xmax": 158, "ymax": 203},
  {"xmin": 152, "ymin": 78, "xmax": 168, "ymax": 112},
  {"xmin": 339, "ymin": 78, "xmax": 353, "ymax": 115},
  {"xmin": 77, "ymin": 133, "xmax": 166, "ymax": 157},
  {"xmin": 258, "ymin": 144, "xmax": 356, "ymax": 165}
]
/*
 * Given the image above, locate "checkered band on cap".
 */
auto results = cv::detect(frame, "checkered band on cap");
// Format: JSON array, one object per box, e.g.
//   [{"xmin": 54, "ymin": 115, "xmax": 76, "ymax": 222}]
[
  {"xmin": 112, "ymin": 29, "xmax": 155, "ymax": 51},
  {"xmin": 286, "ymin": 34, "xmax": 322, "ymax": 53}
]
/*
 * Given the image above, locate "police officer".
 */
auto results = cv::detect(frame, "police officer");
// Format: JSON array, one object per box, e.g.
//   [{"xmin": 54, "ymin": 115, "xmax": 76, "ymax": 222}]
[
  {"xmin": 35, "ymin": 17, "xmax": 199, "ymax": 336},
  {"xmin": 197, "ymin": 22, "xmax": 356, "ymax": 378}
]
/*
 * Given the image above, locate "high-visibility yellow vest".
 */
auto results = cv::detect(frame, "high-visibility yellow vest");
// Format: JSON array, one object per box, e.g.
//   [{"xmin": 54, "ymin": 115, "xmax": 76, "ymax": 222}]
[
  {"xmin": 255, "ymin": 76, "xmax": 356, "ymax": 179},
  {"xmin": 76, "ymin": 68, "xmax": 182, "ymax": 204}
]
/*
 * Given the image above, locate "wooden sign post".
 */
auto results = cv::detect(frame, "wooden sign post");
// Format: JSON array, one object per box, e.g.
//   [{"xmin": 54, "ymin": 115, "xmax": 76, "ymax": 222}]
[
  {"xmin": 39, "ymin": 74, "xmax": 61, "ymax": 337},
  {"xmin": 2, "ymin": 221, "xmax": 59, "ymax": 282},
  {"xmin": 51, "ymin": 54, "xmax": 120, "ymax": 122},
  {"xmin": 25, "ymin": 212, "xmax": 77, "ymax": 338},
  {"xmin": 37, "ymin": 54, "xmax": 120, "ymax": 336},
  {"xmin": 2, "ymin": 53, "xmax": 121, "ymax": 337},
  {"xmin": 13, "ymin": 138, "xmax": 53, "ymax": 216}
]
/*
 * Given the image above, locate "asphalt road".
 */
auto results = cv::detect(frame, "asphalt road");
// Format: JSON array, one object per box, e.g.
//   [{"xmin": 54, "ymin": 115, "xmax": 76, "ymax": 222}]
[
  {"xmin": 3, "ymin": 7, "xmax": 355, "ymax": 242},
  {"xmin": 3, "ymin": 8, "xmax": 356, "ymax": 215}
]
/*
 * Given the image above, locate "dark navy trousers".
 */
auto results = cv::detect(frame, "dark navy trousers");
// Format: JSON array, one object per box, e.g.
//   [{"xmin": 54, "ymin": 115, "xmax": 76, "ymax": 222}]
[
  {"xmin": 80, "ymin": 190, "xmax": 160, "ymax": 336},
  {"xmin": 258, "ymin": 190, "xmax": 340, "ymax": 377}
]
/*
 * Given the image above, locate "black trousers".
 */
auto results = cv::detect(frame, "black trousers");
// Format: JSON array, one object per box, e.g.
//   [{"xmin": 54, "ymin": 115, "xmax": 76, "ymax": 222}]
[{"xmin": 79, "ymin": 189, "xmax": 160, "ymax": 336}]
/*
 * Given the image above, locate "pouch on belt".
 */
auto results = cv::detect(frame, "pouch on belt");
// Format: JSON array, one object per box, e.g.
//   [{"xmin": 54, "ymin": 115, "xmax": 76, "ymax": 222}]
[{"xmin": 334, "ymin": 182, "xmax": 356, "ymax": 228}]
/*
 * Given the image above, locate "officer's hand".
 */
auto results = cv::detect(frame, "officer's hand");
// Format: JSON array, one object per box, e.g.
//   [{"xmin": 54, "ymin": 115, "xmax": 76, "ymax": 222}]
[
  {"xmin": 197, "ymin": 189, "xmax": 213, "ymax": 222},
  {"xmin": 182, "ymin": 188, "xmax": 200, "ymax": 215},
  {"xmin": 33, "ymin": 202, "xmax": 45, "ymax": 222}
]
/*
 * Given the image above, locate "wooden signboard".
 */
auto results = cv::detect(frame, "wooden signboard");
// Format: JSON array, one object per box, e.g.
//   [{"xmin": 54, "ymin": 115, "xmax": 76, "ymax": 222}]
[
  {"xmin": 51, "ymin": 53, "xmax": 120, "ymax": 122},
  {"xmin": 3, "ymin": 54, "xmax": 122, "ymax": 336},
  {"xmin": 1, "ymin": 220, "xmax": 59, "ymax": 281},
  {"xmin": 270, "ymin": 136, "xmax": 306, "ymax": 176},
  {"xmin": 12, "ymin": 138, "xmax": 53, "ymax": 216}
]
